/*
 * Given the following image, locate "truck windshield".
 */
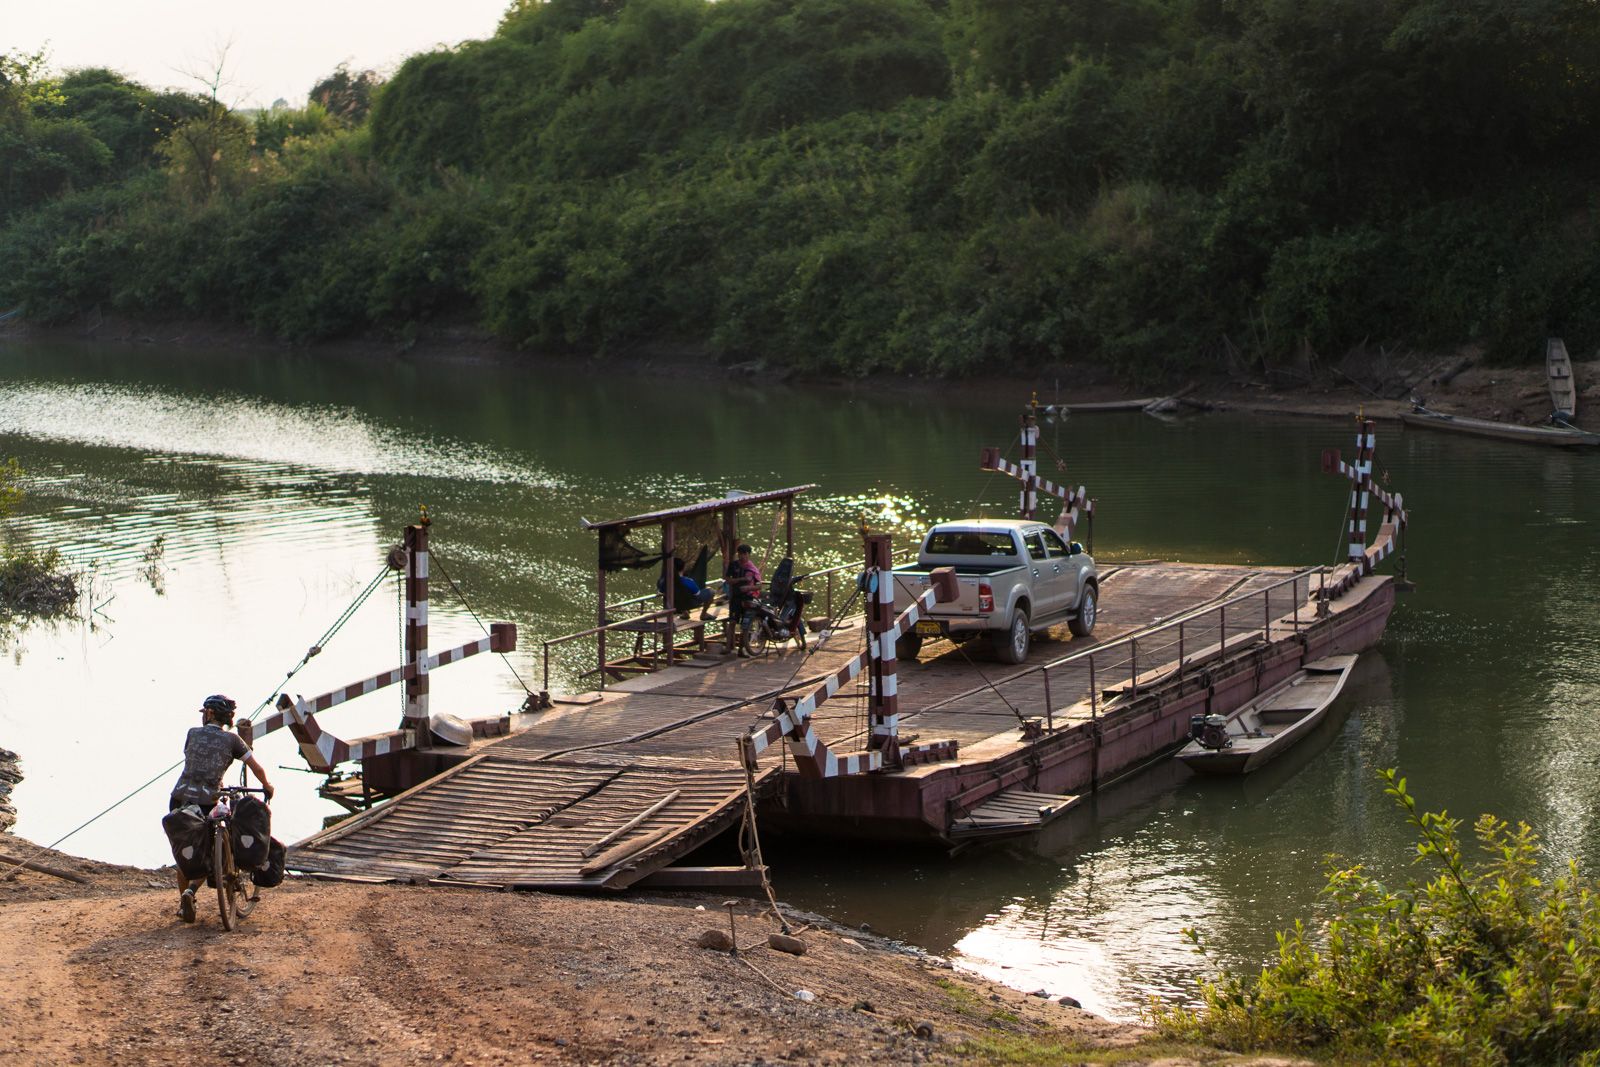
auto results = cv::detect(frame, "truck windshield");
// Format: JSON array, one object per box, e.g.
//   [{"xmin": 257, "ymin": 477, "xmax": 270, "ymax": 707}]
[{"xmin": 925, "ymin": 531, "xmax": 1017, "ymax": 556}]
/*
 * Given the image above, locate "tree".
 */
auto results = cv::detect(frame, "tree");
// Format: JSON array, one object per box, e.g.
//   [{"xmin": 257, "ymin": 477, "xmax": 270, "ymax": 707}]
[
  {"xmin": 158, "ymin": 43, "xmax": 254, "ymax": 202},
  {"xmin": 308, "ymin": 63, "xmax": 383, "ymax": 124}
]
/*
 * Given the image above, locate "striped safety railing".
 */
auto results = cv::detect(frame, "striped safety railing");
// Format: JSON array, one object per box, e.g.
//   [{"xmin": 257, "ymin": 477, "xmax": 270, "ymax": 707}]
[{"xmin": 745, "ymin": 578, "xmax": 957, "ymax": 778}]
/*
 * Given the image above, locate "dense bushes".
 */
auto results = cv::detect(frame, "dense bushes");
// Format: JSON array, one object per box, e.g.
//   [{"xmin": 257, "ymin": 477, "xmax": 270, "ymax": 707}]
[
  {"xmin": 6, "ymin": 0, "xmax": 1600, "ymax": 375},
  {"xmin": 1157, "ymin": 769, "xmax": 1600, "ymax": 1064}
]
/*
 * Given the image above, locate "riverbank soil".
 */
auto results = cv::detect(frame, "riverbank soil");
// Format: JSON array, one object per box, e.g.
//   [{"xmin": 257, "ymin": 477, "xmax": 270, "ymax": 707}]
[
  {"xmin": 1, "ymin": 835, "xmax": 1284, "ymax": 1066},
  {"xmin": 7, "ymin": 314, "xmax": 1596, "ymax": 428}
]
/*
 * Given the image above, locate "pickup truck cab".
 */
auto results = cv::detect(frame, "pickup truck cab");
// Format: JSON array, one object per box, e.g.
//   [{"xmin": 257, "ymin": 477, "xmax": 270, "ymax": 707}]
[{"xmin": 891, "ymin": 519, "xmax": 1097, "ymax": 664}]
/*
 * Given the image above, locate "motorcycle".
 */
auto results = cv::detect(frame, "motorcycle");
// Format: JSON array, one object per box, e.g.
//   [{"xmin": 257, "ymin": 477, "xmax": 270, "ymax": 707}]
[{"xmin": 739, "ymin": 557, "xmax": 813, "ymax": 657}]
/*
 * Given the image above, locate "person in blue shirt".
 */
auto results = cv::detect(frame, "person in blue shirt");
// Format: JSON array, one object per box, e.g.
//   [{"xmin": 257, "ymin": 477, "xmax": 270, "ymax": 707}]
[{"xmin": 659, "ymin": 556, "xmax": 714, "ymax": 619}]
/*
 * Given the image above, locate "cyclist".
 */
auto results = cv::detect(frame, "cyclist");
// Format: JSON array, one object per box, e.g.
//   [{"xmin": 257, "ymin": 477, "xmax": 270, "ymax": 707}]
[{"xmin": 168, "ymin": 694, "xmax": 274, "ymax": 923}]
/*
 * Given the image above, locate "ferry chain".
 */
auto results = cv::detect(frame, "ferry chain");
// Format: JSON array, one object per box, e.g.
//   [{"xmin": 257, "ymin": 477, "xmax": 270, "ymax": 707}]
[
  {"xmin": 890, "ymin": 573, "xmax": 1028, "ymax": 728},
  {"xmin": 0, "ymin": 561, "xmax": 394, "ymax": 883},
  {"xmin": 426, "ymin": 547, "xmax": 535, "ymax": 699}
]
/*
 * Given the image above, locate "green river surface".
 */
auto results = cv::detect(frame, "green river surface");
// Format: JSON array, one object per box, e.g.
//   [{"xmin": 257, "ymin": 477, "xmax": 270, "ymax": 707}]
[{"xmin": 2, "ymin": 339, "xmax": 1596, "ymax": 1020}]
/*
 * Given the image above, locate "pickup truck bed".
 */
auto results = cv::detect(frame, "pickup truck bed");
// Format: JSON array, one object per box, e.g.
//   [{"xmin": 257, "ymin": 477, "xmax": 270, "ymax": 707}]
[{"xmin": 892, "ymin": 519, "xmax": 1099, "ymax": 664}]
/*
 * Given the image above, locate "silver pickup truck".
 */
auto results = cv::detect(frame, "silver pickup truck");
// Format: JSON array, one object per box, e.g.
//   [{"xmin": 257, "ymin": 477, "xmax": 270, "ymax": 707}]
[{"xmin": 891, "ymin": 519, "xmax": 1098, "ymax": 664}]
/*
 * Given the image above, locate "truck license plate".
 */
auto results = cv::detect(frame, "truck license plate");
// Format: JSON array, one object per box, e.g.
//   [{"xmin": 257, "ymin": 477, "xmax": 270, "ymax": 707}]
[{"xmin": 914, "ymin": 620, "xmax": 942, "ymax": 636}]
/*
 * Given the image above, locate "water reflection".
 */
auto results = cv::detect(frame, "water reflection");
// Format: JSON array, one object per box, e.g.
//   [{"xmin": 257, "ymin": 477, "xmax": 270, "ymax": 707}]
[{"xmin": 2, "ymin": 340, "xmax": 1598, "ymax": 1020}]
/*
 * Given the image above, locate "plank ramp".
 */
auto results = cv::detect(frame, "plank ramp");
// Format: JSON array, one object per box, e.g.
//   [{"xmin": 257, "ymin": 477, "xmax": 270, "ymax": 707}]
[
  {"xmin": 290, "ymin": 755, "xmax": 774, "ymax": 890},
  {"xmin": 950, "ymin": 789, "xmax": 1078, "ymax": 841}
]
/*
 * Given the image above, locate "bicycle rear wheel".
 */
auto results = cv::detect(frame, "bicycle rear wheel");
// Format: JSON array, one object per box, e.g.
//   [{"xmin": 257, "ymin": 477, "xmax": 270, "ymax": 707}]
[
  {"xmin": 234, "ymin": 874, "xmax": 258, "ymax": 919},
  {"xmin": 213, "ymin": 828, "xmax": 236, "ymax": 930}
]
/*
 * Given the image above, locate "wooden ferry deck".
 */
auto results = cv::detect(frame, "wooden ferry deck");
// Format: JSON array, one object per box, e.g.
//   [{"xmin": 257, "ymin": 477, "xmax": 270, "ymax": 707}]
[{"xmin": 289, "ymin": 559, "xmax": 1395, "ymax": 890}]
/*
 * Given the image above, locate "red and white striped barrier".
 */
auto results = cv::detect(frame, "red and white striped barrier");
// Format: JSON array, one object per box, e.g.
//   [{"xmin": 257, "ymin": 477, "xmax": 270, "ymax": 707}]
[
  {"xmin": 1322, "ymin": 420, "xmax": 1406, "ymax": 600},
  {"xmin": 249, "ymin": 621, "xmax": 516, "ymax": 773},
  {"xmin": 745, "ymin": 571, "xmax": 956, "ymax": 778},
  {"xmin": 979, "ymin": 451, "xmax": 1093, "ymax": 538}
]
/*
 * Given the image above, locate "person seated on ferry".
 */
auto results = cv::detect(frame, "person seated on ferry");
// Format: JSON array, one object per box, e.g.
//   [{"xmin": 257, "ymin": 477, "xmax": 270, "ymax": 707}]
[{"xmin": 659, "ymin": 555, "xmax": 714, "ymax": 619}]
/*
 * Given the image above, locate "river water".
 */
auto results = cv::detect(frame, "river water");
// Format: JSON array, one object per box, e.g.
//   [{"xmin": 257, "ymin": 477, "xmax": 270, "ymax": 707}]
[{"xmin": 2, "ymin": 339, "xmax": 1596, "ymax": 1019}]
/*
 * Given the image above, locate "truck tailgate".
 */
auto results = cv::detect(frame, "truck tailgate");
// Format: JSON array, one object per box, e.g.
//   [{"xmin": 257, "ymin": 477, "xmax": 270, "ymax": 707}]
[{"xmin": 895, "ymin": 571, "xmax": 993, "ymax": 617}]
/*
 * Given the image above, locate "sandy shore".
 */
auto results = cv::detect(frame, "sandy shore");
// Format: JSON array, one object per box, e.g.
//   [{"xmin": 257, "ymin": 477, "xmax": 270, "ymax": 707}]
[{"xmin": 1, "ymin": 834, "xmax": 1221, "ymax": 1066}]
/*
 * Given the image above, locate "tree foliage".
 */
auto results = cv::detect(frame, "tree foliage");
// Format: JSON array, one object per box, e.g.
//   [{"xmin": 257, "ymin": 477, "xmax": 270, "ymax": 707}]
[
  {"xmin": 7, "ymin": 0, "xmax": 1600, "ymax": 373},
  {"xmin": 1157, "ymin": 769, "xmax": 1600, "ymax": 1065}
]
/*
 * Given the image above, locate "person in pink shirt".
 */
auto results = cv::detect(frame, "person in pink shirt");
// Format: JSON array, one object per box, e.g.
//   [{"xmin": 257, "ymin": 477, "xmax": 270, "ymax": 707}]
[{"xmin": 725, "ymin": 543, "xmax": 763, "ymax": 655}]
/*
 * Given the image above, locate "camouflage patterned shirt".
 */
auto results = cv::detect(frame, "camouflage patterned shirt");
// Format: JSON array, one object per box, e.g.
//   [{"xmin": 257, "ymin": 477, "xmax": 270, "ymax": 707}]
[{"xmin": 170, "ymin": 724, "xmax": 251, "ymax": 807}]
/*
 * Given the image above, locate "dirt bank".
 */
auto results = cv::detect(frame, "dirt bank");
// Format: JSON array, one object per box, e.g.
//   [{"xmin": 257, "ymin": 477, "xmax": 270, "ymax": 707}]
[
  {"xmin": 7, "ymin": 313, "xmax": 1594, "ymax": 428},
  {"xmin": 3, "ymin": 834, "xmax": 1287, "ymax": 1066}
]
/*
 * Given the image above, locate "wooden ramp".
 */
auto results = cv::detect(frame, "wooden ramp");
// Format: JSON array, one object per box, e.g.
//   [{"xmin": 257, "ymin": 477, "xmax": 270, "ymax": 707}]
[
  {"xmin": 289, "ymin": 753, "xmax": 775, "ymax": 890},
  {"xmin": 950, "ymin": 789, "xmax": 1078, "ymax": 841}
]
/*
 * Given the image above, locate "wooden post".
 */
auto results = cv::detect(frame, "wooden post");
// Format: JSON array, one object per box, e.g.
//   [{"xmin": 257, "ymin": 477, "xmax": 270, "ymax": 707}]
[
  {"xmin": 1019, "ymin": 413, "xmax": 1039, "ymax": 519},
  {"xmin": 784, "ymin": 497, "xmax": 794, "ymax": 558},
  {"xmin": 864, "ymin": 533, "xmax": 900, "ymax": 766},
  {"xmin": 722, "ymin": 509, "xmax": 738, "ymax": 652},
  {"xmin": 1088, "ymin": 656, "xmax": 1099, "ymax": 792},
  {"xmin": 1089, "ymin": 656, "xmax": 1097, "ymax": 719},
  {"xmin": 1042, "ymin": 667, "xmax": 1053, "ymax": 732},
  {"xmin": 1178, "ymin": 621, "xmax": 1185, "ymax": 675},
  {"xmin": 1130, "ymin": 638, "xmax": 1138, "ymax": 698},
  {"xmin": 597, "ymin": 566, "xmax": 608, "ymax": 687},
  {"xmin": 403, "ymin": 521, "xmax": 431, "ymax": 745},
  {"xmin": 662, "ymin": 520, "xmax": 676, "ymax": 668}
]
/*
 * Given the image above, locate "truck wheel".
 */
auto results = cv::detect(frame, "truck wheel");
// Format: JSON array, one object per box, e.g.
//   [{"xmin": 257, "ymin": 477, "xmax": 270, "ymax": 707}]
[
  {"xmin": 895, "ymin": 631, "xmax": 923, "ymax": 661},
  {"xmin": 993, "ymin": 608, "xmax": 1030, "ymax": 664},
  {"xmin": 1069, "ymin": 585, "xmax": 1098, "ymax": 638}
]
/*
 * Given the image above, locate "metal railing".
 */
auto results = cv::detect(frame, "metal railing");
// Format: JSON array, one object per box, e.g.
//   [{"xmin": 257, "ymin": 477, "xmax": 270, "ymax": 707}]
[
  {"xmin": 918, "ymin": 565, "xmax": 1331, "ymax": 733},
  {"xmin": 539, "ymin": 556, "xmax": 887, "ymax": 693}
]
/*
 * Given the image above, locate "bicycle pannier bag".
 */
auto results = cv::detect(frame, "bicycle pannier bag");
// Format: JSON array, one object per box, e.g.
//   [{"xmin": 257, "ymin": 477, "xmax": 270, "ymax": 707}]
[
  {"xmin": 229, "ymin": 794, "xmax": 272, "ymax": 869},
  {"xmin": 251, "ymin": 837, "xmax": 287, "ymax": 888},
  {"xmin": 162, "ymin": 805, "xmax": 210, "ymax": 879}
]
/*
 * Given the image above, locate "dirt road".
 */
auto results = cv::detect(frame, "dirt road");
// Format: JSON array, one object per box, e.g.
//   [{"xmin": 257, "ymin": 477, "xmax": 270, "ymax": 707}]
[{"xmin": 1, "ymin": 837, "xmax": 1152, "ymax": 1066}]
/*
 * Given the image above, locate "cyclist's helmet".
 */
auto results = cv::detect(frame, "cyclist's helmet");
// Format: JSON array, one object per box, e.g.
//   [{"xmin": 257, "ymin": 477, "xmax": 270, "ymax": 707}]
[{"xmin": 201, "ymin": 694, "xmax": 237, "ymax": 723}]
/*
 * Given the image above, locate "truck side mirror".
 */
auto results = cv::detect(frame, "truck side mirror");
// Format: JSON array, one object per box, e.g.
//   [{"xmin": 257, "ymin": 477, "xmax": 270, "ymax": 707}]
[
  {"xmin": 1069, "ymin": 542, "xmax": 1084, "ymax": 556},
  {"xmin": 930, "ymin": 567, "xmax": 959, "ymax": 604}
]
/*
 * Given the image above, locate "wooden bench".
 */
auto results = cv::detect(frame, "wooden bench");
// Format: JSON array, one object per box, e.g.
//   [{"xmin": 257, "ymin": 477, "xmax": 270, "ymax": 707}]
[{"xmin": 603, "ymin": 611, "xmax": 730, "ymax": 678}]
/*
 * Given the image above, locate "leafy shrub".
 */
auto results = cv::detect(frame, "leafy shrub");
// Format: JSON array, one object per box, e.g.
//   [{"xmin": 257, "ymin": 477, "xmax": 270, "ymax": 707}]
[{"xmin": 1156, "ymin": 769, "xmax": 1600, "ymax": 1065}]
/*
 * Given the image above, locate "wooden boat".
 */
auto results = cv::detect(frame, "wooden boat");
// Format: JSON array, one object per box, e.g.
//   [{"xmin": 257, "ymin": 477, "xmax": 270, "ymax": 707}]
[
  {"xmin": 1175, "ymin": 655, "xmax": 1358, "ymax": 775},
  {"xmin": 1040, "ymin": 397, "xmax": 1161, "ymax": 414},
  {"xmin": 1548, "ymin": 337, "xmax": 1578, "ymax": 422},
  {"xmin": 1400, "ymin": 408, "xmax": 1600, "ymax": 448}
]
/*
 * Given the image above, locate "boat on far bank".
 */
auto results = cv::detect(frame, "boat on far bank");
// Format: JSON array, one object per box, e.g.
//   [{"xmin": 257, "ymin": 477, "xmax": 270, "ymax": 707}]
[
  {"xmin": 1548, "ymin": 337, "xmax": 1578, "ymax": 423},
  {"xmin": 1176, "ymin": 655, "xmax": 1358, "ymax": 776},
  {"xmin": 1400, "ymin": 407, "xmax": 1600, "ymax": 448}
]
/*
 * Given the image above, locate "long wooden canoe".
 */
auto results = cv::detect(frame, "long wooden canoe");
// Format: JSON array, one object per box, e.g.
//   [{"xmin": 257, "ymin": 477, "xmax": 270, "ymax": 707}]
[
  {"xmin": 1548, "ymin": 337, "xmax": 1578, "ymax": 422},
  {"xmin": 1040, "ymin": 398, "xmax": 1162, "ymax": 414},
  {"xmin": 1176, "ymin": 655, "xmax": 1358, "ymax": 776},
  {"xmin": 1400, "ymin": 409, "xmax": 1600, "ymax": 448}
]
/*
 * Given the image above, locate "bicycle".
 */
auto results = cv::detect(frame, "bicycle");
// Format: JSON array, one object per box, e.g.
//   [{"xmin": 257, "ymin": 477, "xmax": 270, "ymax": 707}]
[{"xmin": 206, "ymin": 786, "xmax": 267, "ymax": 930}]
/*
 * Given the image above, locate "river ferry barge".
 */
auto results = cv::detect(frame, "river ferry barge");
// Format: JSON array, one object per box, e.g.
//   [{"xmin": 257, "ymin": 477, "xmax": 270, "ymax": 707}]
[{"xmin": 277, "ymin": 412, "xmax": 1407, "ymax": 891}]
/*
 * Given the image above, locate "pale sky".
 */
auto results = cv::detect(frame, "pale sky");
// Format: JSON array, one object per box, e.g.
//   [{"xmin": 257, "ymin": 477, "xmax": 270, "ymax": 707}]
[{"xmin": 8, "ymin": 0, "xmax": 515, "ymax": 108}]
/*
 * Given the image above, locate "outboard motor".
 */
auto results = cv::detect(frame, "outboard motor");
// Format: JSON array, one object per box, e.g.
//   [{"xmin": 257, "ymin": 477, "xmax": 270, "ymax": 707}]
[{"xmin": 1189, "ymin": 713, "xmax": 1232, "ymax": 751}]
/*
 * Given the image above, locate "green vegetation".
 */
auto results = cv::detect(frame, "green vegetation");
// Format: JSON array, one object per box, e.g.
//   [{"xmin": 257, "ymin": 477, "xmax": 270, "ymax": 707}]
[
  {"xmin": 6, "ymin": 0, "xmax": 1600, "ymax": 377},
  {"xmin": 0, "ymin": 459, "xmax": 76, "ymax": 620},
  {"xmin": 1156, "ymin": 769, "xmax": 1600, "ymax": 1064}
]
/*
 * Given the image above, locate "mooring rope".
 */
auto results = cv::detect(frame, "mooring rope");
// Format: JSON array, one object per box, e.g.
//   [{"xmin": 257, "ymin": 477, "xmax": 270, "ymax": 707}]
[
  {"xmin": 428, "ymin": 546, "xmax": 535, "ymax": 698},
  {"xmin": 0, "ymin": 560, "xmax": 394, "ymax": 882}
]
